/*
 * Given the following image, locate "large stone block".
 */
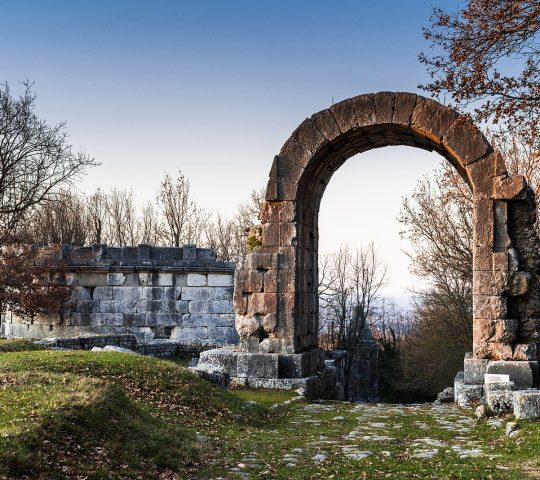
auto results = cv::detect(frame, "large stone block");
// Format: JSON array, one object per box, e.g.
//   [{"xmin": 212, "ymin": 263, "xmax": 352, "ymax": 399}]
[
  {"xmin": 470, "ymin": 151, "xmax": 507, "ymax": 179},
  {"xmin": 181, "ymin": 287, "xmax": 214, "ymax": 301},
  {"xmin": 178, "ymin": 326, "xmax": 208, "ymax": 342},
  {"xmin": 278, "ymin": 349, "xmax": 322, "ymax": 378},
  {"xmin": 107, "ymin": 273, "xmax": 125, "ymax": 286},
  {"xmin": 279, "ymin": 136, "xmax": 312, "ymax": 169},
  {"xmin": 235, "ymin": 314, "xmax": 259, "ymax": 338},
  {"xmin": 188, "ymin": 300, "xmax": 232, "ymax": 314},
  {"xmin": 175, "ymin": 301, "xmax": 189, "ymax": 314},
  {"xmin": 236, "ymin": 270, "xmax": 264, "ymax": 293},
  {"xmin": 310, "ymin": 108, "xmax": 341, "ymax": 142},
  {"xmin": 454, "ymin": 371, "xmax": 483, "ymax": 407},
  {"xmin": 259, "ymin": 200, "xmax": 296, "ymax": 224},
  {"xmin": 372, "ymin": 91, "xmax": 395, "ymax": 124},
  {"xmin": 257, "ymin": 337, "xmax": 282, "ymax": 353},
  {"xmin": 187, "ymin": 273, "xmax": 206, "ymax": 287},
  {"xmin": 330, "ymin": 97, "xmax": 360, "ymax": 133},
  {"xmin": 247, "ymin": 293, "xmax": 277, "ymax": 316},
  {"xmin": 154, "ymin": 313, "xmax": 180, "ymax": 327},
  {"xmin": 207, "ymin": 325, "xmax": 238, "ymax": 345},
  {"xmin": 74, "ymin": 272, "xmax": 108, "ymax": 287},
  {"xmin": 123, "ymin": 313, "xmax": 149, "ymax": 327},
  {"xmin": 485, "ymin": 380, "xmax": 515, "ymax": 414},
  {"xmin": 392, "ymin": 92, "xmax": 417, "ymax": 126},
  {"xmin": 174, "ymin": 274, "xmax": 188, "ymax": 287},
  {"xmin": 472, "ymin": 199, "xmax": 494, "ymax": 247},
  {"xmin": 69, "ymin": 313, "xmax": 92, "ymax": 326},
  {"xmin": 93, "ymin": 287, "xmax": 113, "ymax": 301},
  {"xmin": 213, "ymin": 313, "xmax": 236, "ymax": 327},
  {"xmin": 472, "ymin": 271, "xmax": 507, "ymax": 295},
  {"xmin": 494, "ymin": 175, "xmax": 527, "ymax": 200},
  {"xmin": 463, "ymin": 354, "xmax": 488, "ymax": 384},
  {"xmin": 154, "ymin": 273, "xmax": 174, "ymax": 287},
  {"xmin": 237, "ymin": 353, "xmax": 279, "ymax": 379},
  {"xmin": 513, "ymin": 343, "xmax": 538, "ymax": 361},
  {"xmin": 233, "ymin": 289, "xmax": 248, "ymax": 315},
  {"xmin": 473, "ymin": 295, "xmax": 507, "ymax": 320},
  {"xmin": 207, "ymin": 273, "xmax": 234, "ymax": 287},
  {"xmin": 196, "ymin": 349, "xmax": 238, "ymax": 375},
  {"xmin": 474, "ymin": 340, "xmax": 514, "ymax": 360},
  {"xmin": 291, "ymin": 117, "xmax": 327, "ymax": 153},
  {"xmin": 486, "ymin": 360, "xmax": 539, "ymax": 389},
  {"xmin": 97, "ymin": 300, "xmax": 119, "ymax": 314},
  {"xmin": 443, "ymin": 116, "xmax": 492, "ymax": 166},
  {"xmin": 247, "ymin": 252, "xmax": 279, "ymax": 271},
  {"xmin": 112, "ymin": 287, "xmax": 142, "ymax": 302},
  {"xmin": 513, "ymin": 390, "xmax": 540, "ymax": 419},
  {"xmin": 140, "ymin": 299, "xmax": 176, "ymax": 314},
  {"xmin": 212, "ymin": 287, "xmax": 233, "ymax": 301},
  {"xmin": 473, "ymin": 317, "xmax": 517, "ymax": 344},
  {"xmin": 411, "ymin": 96, "xmax": 457, "ymax": 143},
  {"xmin": 141, "ymin": 287, "xmax": 163, "ymax": 300},
  {"xmin": 91, "ymin": 313, "xmax": 124, "ymax": 327}
]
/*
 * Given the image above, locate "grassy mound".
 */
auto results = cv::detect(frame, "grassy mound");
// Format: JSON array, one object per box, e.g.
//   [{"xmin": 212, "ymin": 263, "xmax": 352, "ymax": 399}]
[{"xmin": 0, "ymin": 349, "xmax": 270, "ymax": 479}]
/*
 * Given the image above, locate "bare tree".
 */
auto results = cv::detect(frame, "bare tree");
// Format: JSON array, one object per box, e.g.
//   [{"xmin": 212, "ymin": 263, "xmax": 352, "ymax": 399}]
[
  {"xmin": 105, "ymin": 189, "xmax": 140, "ymax": 246},
  {"xmin": 25, "ymin": 190, "xmax": 89, "ymax": 245},
  {"xmin": 204, "ymin": 188, "xmax": 264, "ymax": 262},
  {"xmin": 399, "ymin": 162, "xmax": 473, "ymax": 290},
  {"xmin": 139, "ymin": 201, "xmax": 161, "ymax": 245},
  {"xmin": 86, "ymin": 189, "xmax": 108, "ymax": 244},
  {"xmin": 156, "ymin": 171, "xmax": 207, "ymax": 247},
  {"xmin": 319, "ymin": 246, "xmax": 353, "ymax": 349},
  {"xmin": 205, "ymin": 213, "xmax": 238, "ymax": 261},
  {"xmin": 318, "ymin": 243, "xmax": 386, "ymax": 400},
  {"xmin": 0, "ymin": 81, "xmax": 97, "ymax": 243}
]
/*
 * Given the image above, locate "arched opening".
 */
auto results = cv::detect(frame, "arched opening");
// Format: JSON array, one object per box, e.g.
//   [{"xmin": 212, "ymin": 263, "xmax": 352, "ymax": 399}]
[
  {"xmin": 234, "ymin": 92, "xmax": 538, "ymax": 384},
  {"xmin": 316, "ymin": 146, "xmax": 440, "ymax": 402}
]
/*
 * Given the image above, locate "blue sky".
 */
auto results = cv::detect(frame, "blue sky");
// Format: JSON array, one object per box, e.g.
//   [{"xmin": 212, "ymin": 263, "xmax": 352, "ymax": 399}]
[{"xmin": 1, "ymin": 0, "xmax": 459, "ymax": 300}]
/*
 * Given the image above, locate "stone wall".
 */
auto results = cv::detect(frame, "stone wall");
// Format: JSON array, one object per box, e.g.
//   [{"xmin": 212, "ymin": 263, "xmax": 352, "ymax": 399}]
[
  {"xmin": 1, "ymin": 244, "xmax": 239, "ymax": 350},
  {"xmin": 37, "ymin": 334, "xmax": 198, "ymax": 358}
]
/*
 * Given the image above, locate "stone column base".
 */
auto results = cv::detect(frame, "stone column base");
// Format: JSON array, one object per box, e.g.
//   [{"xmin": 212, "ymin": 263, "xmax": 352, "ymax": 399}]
[
  {"xmin": 456, "ymin": 353, "xmax": 540, "ymax": 415},
  {"xmin": 191, "ymin": 347, "xmax": 341, "ymax": 400},
  {"xmin": 463, "ymin": 352, "xmax": 539, "ymax": 388}
]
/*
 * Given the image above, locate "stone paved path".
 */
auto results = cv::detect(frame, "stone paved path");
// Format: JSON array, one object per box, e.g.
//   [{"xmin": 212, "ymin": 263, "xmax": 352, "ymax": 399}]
[{"xmin": 213, "ymin": 400, "xmax": 522, "ymax": 479}]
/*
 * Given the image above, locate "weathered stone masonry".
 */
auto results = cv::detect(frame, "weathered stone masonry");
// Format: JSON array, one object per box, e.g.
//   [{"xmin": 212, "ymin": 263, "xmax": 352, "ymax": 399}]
[
  {"xmin": 235, "ymin": 91, "xmax": 540, "ymax": 365},
  {"xmin": 1, "ymin": 244, "xmax": 239, "ymax": 350}
]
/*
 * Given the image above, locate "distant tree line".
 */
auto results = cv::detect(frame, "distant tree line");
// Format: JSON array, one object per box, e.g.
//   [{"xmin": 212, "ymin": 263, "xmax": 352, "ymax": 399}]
[{"xmin": 14, "ymin": 175, "xmax": 263, "ymax": 263}]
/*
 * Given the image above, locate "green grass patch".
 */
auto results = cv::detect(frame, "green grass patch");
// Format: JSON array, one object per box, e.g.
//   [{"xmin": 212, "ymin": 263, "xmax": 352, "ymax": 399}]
[
  {"xmin": 0, "ymin": 371, "xmax": 196, "ymax": 479},
  {"xmin": 2, "ymin": 349, "xmax": 540, "ymax": 479},
  {"xmin": 0, "ymin": 338, "xmax": 44, "ymax": 352},
  {"xmin": 231, "ymin": 388, "xmax": 299, "ymax": 405},
  {"xmin": 0, "ymin": 350, "xmax": 270, "ymax": 479}
]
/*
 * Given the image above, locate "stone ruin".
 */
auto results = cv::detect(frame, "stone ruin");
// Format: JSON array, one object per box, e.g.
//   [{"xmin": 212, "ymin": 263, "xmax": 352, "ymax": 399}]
[
  {"xmin": 1, "ymin": 243, "xmax": 238, "ymax": 353},
  {"xmin": 196, "ymin": 91, "xmax": 540, "ymax": 403},
  {"xmin": 4, "ymin": 90, "xmax": 540, "ymax": 408}
]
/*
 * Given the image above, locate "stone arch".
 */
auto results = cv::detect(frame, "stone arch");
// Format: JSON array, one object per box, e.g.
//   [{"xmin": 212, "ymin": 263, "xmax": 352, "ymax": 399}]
[{"xmin": 234, "ymin": 92, "xmax": 540, "ymax": 364}]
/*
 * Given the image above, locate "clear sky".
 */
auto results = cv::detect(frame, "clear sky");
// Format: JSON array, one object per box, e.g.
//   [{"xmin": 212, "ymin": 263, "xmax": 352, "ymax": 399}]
[{"xmin": 1, "ymin": 0, "xmax": 459, "ymax": 302}]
